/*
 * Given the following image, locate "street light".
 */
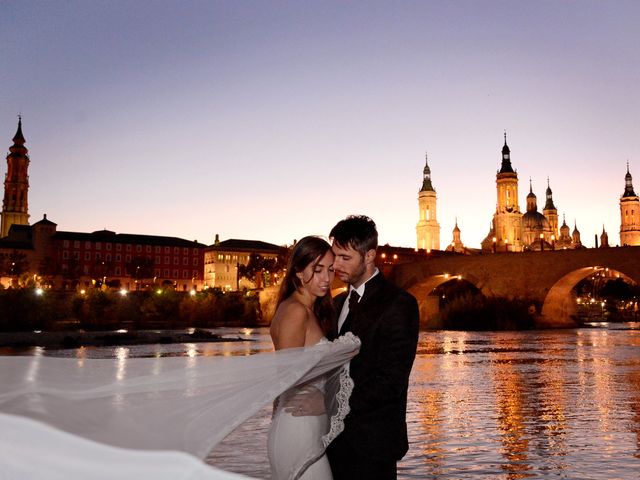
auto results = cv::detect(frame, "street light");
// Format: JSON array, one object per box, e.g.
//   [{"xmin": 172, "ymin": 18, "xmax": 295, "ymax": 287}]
[
  {"xmin": 540, "ymin": 233, "xmax": 544, "ymax": 251},
  {"xmin": 492, "ymin": 237, "xmax": 497, "ymax": 253}
]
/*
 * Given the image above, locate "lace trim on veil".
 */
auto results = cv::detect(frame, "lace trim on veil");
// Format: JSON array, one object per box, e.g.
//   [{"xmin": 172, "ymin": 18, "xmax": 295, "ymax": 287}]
[{"xmin": 321, "ymin": 358, "xmax": 353, "ymax": 447}]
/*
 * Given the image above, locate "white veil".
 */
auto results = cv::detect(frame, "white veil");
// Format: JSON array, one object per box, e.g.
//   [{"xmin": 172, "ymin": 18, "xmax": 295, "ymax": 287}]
[{"xmin": 0, "ymin": 333, "xmax": 360, "ymax": 479}]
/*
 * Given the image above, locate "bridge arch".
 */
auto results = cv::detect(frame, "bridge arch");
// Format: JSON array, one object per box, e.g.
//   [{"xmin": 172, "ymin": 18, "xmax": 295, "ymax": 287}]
[
  {"xmin": 541, "ymin": 266, "xmax": 637, "ymax": 326},
  {"xmin": 408, "ymin": 273, "xmax": 484, "ymax": 328}
]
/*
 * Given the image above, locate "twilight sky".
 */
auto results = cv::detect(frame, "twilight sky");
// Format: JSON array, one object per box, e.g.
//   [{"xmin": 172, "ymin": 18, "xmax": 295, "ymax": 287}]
[{"xmin": 1, "ymin": 1, "xmax": 639, "ymax": 249}]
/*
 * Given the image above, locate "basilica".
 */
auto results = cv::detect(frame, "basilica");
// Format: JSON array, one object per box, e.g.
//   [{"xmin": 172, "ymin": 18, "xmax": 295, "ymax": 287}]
[{"xmin": 416, "ymin": 134, "xmax": 640, "ymax": 252}]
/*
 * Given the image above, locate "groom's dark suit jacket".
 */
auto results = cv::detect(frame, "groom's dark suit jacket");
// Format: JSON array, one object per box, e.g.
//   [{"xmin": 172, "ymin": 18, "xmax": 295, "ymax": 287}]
[{"xmin": 332, "ymin": 272, "xmax": 419, "ymax": 461}]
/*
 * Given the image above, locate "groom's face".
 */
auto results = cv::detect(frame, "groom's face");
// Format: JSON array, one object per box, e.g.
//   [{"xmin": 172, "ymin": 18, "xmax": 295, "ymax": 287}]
[{"xmin": 331, "ymin": 242, "xmax": 367, "ymax": 287}]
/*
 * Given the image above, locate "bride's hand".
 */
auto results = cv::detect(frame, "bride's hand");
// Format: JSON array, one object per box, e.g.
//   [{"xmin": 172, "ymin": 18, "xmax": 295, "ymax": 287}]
[{"xmin": 284, "ymin": 386, "xmax": 325, "ymax": 416}]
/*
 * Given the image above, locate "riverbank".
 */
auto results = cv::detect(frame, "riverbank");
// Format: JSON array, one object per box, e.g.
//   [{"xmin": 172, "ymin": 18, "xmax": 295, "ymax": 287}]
[{"xmin": 0, "ymin": 328, "xmax": 248, "ymax": 349}]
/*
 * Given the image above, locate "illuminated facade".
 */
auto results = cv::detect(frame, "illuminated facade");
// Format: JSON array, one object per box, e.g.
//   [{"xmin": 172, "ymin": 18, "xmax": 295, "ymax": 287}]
[
  {"xmin": 445, "ymin": 219, "xmax": 466, "ymax": 253},
  {"xmin": 53, "ymin": 228, "xmax": 205, "ymax": 290},
  {"xmin": 619, "ymin": 163, "xmax": 640, "ymax": 246},
  {"xmin": 416, "ymin": 154, "xmax": 440, "ymax": 251},
  {"xmin": 482, "ymin": 134, "xmax": 582, "ymax": 252},
  {"xmin": 1, "ymin": 117, "xmax": 30, "ymax": 238},
  {"xmin": 204, "ymin": 237, "xmax": 283, "ymax": 291}
]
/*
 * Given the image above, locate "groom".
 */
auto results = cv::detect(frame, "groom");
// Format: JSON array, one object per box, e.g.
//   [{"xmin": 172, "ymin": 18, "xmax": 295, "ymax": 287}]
[{"xmin": 327, "ymin": 215, "xmax": 419, "ymax": 480}]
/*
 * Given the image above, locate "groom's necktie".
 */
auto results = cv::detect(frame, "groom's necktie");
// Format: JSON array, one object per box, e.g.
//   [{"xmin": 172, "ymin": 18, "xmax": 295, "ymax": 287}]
[{"xmin": 340, "ymin": 291, "xmax": 360, "ymax": 334}]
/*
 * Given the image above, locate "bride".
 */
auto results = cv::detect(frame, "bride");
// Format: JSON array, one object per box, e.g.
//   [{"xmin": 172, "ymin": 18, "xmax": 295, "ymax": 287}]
[
  {"xmin": 268, "ymin": 236, "xmax": 353, "ymax": 480},
  {"xmin": 0, "ymin": 236, "xmax": 359, "ymax": 480}
]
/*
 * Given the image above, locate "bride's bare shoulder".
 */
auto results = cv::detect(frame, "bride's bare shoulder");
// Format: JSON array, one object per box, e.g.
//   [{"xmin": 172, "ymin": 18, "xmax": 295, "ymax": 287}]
[
  {"xmin": 270, "ymin": 298, "xmax": 311, "ymax": 349},
  {"xmin": 272, "ymin": 298, "xmax": 310, "ymax": 326}
]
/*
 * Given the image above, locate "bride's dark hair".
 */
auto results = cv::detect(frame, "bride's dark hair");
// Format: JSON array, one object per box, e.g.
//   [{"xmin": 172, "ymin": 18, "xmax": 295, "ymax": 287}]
[{"xmin": 276, "ymin": 236, "xmax": 336, "ymax": 338}]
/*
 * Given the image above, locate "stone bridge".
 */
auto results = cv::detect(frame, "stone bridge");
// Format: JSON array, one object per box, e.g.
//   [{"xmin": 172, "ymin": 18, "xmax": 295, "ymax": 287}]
[{"xmin": 390, "ymin": 246, "xmax": 640, "ymax": 328}]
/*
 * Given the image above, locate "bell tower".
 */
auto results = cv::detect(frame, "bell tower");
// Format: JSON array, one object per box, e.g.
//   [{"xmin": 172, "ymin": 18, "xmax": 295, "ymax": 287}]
[
  {"xmin": 1, "ymin": 117, "xmax": 30, "ymax": 238},
  {"xmin": 416, "ymin": 153, "xmax": 440, "ymax": 251},
  {"xmin": 543, "ymin": 177, "xmax": 558, "ymax": 240},
  {"xmin": 620, "ymin": 162, "xmax": 640, "ymax": 246},
  {"xmin": 491, "ymin": 132, "xmax": 522, "ymax": 251}
]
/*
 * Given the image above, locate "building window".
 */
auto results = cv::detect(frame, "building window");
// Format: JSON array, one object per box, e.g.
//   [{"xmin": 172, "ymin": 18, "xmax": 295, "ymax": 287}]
[
  {"xmin": 193, "ymin": 248, "xmax": 198, "ymax": 255},
  {"xmin": 163, "ymin": 269, "xmax": 170, "ymax": 277},
  {"xmin": 155, "ymin": 256, "xmax": 161, "ymax": 264},
  {"xmin": 136, "ymin": 245, "xmax": 142, "ymax": 253},
  {"xmin": 85, "ymin": 252, "xmax": 91, "ymax": 261},
  {"xmin": 183, "ymin": 270, "xmax": 189, "ymax": 278},
  {"xmin": 155, "ymin": 246, "xmax": 161, "ymax": 253},
  {"xmin": 183, "ymin": 247, "xmax": 189, "ymax": 255},
  {"xmin": 63, "ymin": 240, "xmax": 69, "ymax": 248},
  {"xmin": 154, "ymin": 269, "xmax": 160, "ymax": 277},
  {"xmin": 95, "ymin": 253, "xmax": 101, "ymax": 261},
  {"xmin": 63, "ymin": 251, "xmax": 69, "ymax": 259},
  {"xmin": 174, "ymin": 247, "xmax": 179, "ymax": 254},
  {"xmin": 85, "ymin": 241, "xmax": 91, "ymax": 249},
  {"xmin": 193, "ymin": 270, "xmax": 198, "ymax": 277},
  {"xmin": 193, "ymin": 258, "xmax": 198, "ymax": 266},
  {"xmin": 174, "ymin": 257, "xmax": 179, "ymax": 265},
  {"xmin": 164, "ymin": 256, "xmax": 170, "ymax": 264},
  {"xmin": 96, "ymin": 242, "xmax": 102, "ymax": 250},
  {"xmin": 115, "ymin": 267, "xmax": 121, "ymax": 275},
  {"xmin": 106, "ymin": 243, "xmax": 112, "ymax": 251},
  {"xmin": 173, "ymin": 269, "xmax": 179, "ymax": 278},
  {"xmin": 146, "ymin": 245, "xmax": 152, "ymax": 253},
  {"xmin": 74, "ymin": 240, "xmax": 80, "ymax": 248},
  {"xmin": 183, "ymin": 257, "xmax": 189, "ymax": 265},
  {"xmin": 73, "ymin": 252, "xmax": 80, "ymax": 260},
  {"xmin": 126, "ymin": 245, "xmax": 132, "ymax": 252},
  {"xmin": 105, "ymin": 253, "xmax": 111, "ymax": 262},
  {"xmin": 164, "ymin": 246, "xmax": 170, "ymax": 254},
  {"xmin": 116, "ymin": 244, "xmax": 122, "ymax": 251},
  {"xmin": 218, "ymin": 254, "xmax": 223, "ymax": 261},
  {"xmin": 115, "ymin": 254, "xmax": 121, "ymax": 262}
]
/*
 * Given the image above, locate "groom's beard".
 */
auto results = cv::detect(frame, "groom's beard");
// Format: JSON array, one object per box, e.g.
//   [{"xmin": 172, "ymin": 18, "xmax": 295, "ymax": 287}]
[{"xmin": 335, "ymin": 261, "xmax": 366, "ymax": 287}]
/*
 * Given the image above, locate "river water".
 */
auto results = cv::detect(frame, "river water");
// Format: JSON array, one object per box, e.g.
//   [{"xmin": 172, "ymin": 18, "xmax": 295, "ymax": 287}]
[{"xmin": 4, "ymin": 324, "xmax": 640, "ymax": 479}]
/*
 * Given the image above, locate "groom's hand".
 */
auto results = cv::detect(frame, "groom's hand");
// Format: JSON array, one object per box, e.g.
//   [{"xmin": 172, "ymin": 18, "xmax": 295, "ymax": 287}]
[{"xmin": 284, "ymin": 385, "xmax": 325, "ymax": 416}]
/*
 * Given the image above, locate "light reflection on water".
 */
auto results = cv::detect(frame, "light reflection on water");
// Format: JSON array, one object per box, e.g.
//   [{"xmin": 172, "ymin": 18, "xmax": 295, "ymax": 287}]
[{"xmin": 6, "ymin": 324, "xmax": 640, "ymax": 479}]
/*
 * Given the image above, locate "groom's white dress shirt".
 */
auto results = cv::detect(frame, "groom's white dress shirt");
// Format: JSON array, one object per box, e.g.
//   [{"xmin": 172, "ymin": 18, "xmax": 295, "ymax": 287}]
[{"xmin": 337, "ymin": 268, "xmax": 379, "ymax": 332}]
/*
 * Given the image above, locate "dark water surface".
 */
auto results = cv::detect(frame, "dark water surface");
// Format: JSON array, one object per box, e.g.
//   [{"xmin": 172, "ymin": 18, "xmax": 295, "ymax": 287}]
[{"xmin": 6, "ymin": 324, "xmax": 640, "ymax": 479}]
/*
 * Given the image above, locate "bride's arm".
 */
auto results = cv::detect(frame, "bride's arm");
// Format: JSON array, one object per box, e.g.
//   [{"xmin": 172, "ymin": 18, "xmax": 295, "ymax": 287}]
[{"xmin": 270, "ymin": 301, "xmax": 308, "ymax": 350}]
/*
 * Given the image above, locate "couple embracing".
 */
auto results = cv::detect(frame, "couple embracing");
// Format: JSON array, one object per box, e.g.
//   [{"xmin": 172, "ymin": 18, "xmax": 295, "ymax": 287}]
[{"xmin": 268, "ymin": 215, "xmax": 420, "ymax": 480}]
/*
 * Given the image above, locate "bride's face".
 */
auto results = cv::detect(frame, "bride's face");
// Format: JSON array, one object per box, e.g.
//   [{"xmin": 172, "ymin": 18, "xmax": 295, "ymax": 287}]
[{"xmin": 297, "ymin": 250, "xmax": 335, "ymax": 298}]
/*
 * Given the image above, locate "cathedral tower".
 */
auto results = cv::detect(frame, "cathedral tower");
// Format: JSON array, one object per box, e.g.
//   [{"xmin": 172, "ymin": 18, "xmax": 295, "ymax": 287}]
[
  {"xmin": 1, "ymin": 117, "xmax": 30, "ymax": 238},
  {"xmin": 416, "ymin": 153, "xmax": 440, "ymax": 251},
  {"xmin": 619, "ymin": 162, "xmax": 640, "ymax": 246},
  {"xmin": 486, "ymin": 133, "xmax": 522, "ymax": 251},
  {"xmin": 543, "ymin": 178, "xmax": 558, "ymax": 240}
]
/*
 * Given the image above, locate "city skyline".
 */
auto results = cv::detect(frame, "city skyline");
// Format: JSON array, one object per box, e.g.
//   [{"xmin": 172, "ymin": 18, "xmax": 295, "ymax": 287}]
[{"xmin": 2, "ymin": 1, "xmax": 639, "ymax": 249}]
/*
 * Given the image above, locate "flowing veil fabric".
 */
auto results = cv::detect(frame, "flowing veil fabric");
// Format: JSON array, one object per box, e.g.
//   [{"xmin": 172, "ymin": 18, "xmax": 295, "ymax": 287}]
[{"xmin": 0, "ymin": 333, "xmax": 360, "ymax": 479}]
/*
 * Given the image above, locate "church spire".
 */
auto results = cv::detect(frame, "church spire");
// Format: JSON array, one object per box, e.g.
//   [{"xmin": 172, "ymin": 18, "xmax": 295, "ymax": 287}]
[
  {"xmin": 13, "ymin": 115, "xmax": 25, "ymax": 145},
  {"xmin": 544, "ymin": 177, "xmax": 557, "ymax": 210},
  {"xmin": 499, "ymin": 131, "xmax": 515, "ymax": 174},
  {"xmin": 420, "ymin": 152, "xmax": 435, "ymax": 192},
  {"xmin": 623, "ymin": 161, "xmax": 636, "ymax": 197}
]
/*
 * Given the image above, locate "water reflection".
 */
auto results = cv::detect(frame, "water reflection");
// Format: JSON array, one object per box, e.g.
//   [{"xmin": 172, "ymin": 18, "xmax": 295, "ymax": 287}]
[{"xmin": 4, "ymin": 326, "xmax": 640, "ymax": 478}]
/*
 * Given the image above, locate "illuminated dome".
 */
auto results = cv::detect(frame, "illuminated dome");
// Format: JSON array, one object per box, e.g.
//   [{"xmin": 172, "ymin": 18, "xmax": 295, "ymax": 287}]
[{"xmin": 522, "ymin": 210, "xmax": 550, "ymax": 231}]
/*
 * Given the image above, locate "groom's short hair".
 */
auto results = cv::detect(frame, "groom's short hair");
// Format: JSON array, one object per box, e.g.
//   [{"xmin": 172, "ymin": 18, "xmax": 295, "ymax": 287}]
[{"xmin": 330, "ymin": 215, "xmax": 378, "ymax": 257}]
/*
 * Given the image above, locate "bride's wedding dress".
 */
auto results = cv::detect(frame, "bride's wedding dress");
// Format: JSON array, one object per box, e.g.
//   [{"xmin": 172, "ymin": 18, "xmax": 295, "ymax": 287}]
[
  {"xmin": 0, "ymin": 334, "xmax": 360, "ymax": 479},
  {"xmin": 268, "ymin": 338, "xmax": 354, "ymax": 480}
]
